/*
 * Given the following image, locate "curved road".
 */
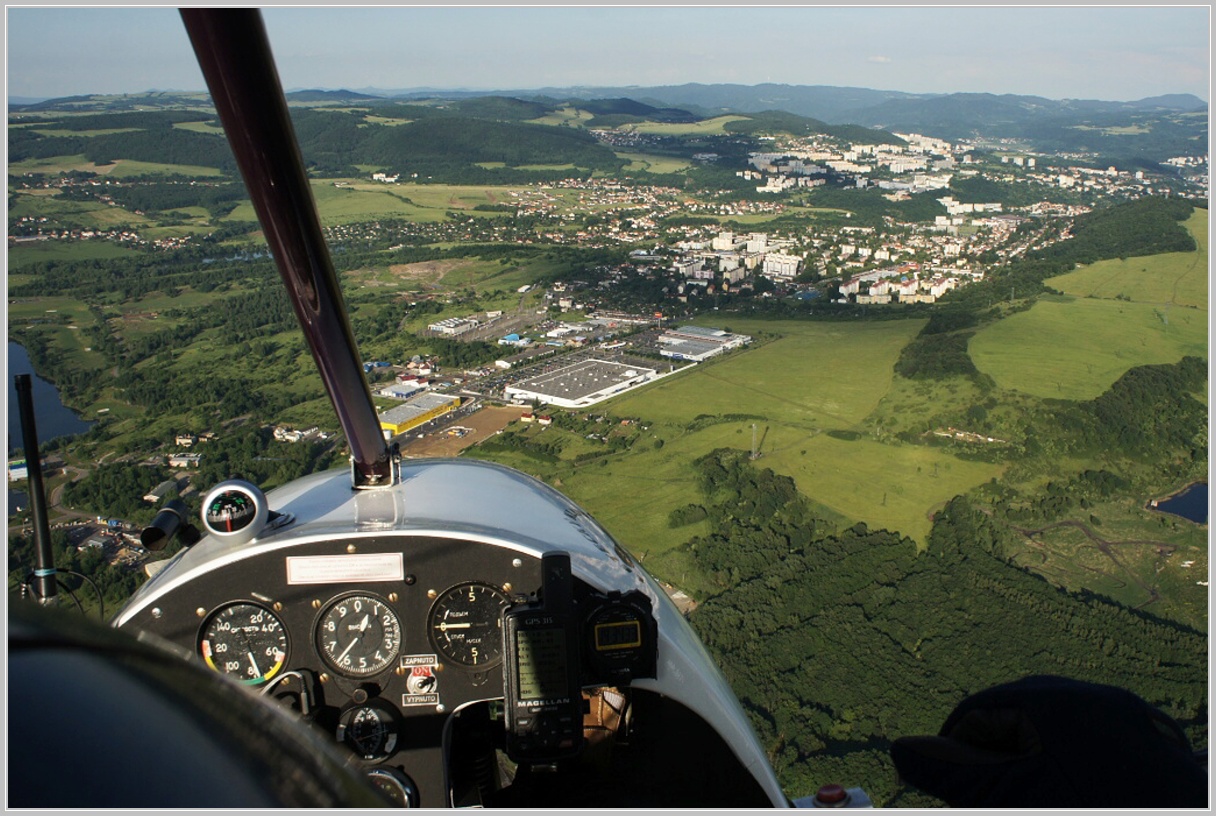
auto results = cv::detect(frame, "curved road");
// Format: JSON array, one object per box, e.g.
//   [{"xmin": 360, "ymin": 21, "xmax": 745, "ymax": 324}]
[{"xmin": 8, "ymin": 465, "xmax": 92, "ymax": 537}]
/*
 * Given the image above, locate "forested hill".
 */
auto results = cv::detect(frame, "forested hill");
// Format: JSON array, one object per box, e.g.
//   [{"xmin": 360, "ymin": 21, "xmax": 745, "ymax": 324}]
[
  {"xmin": 8, "ymin": 105, "xmax": 627, "ymax": 183},
  {"xmin": 682, "ymin": 445, "xmax": 1207, "ymax": 806},
  {"xmin": 8, "ymin": 94, "xmax": 899, "ymax": 182}
]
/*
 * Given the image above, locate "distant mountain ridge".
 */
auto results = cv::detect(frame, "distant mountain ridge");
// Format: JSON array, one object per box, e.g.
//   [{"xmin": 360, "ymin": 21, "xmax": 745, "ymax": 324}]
[
  {"xmin": 359, "ymin": 82, "xmax": 1208, "ymax": 124},
  {"xmin": 12, "ymin": 82, "xmax": 1207, "ymax": 164}
]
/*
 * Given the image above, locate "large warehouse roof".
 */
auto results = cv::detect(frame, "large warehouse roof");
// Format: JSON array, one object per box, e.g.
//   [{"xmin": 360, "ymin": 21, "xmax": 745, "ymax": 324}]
[{"xmin": 505, "ymin": 358, "xmax": 659, "ymax": 408}]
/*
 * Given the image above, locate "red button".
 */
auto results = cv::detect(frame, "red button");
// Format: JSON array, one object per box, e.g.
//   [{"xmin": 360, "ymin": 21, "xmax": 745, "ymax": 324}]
[{"xmin": 816, "ymin": 784, "xmax": 847, "ymax": 805}]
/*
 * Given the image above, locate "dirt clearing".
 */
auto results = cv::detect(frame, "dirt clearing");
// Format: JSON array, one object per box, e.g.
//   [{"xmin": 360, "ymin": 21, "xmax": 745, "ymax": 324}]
[{"xmin": 399, "ymin": 404, "xmax": 527, "ymax": 458}]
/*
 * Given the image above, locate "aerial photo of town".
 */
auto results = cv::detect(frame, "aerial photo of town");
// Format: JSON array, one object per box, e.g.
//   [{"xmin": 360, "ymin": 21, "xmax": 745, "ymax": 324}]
[{"xmin": 6, "ymin": 5, "xmax": 1210, "ymax": 810}]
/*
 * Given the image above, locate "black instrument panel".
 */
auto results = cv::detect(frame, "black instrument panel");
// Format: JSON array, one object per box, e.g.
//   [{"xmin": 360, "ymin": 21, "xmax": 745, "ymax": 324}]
[
  {"xmin": 123, "ymin": 535, "xmax": 543, "ymax": 707},
  {"xmin": 118, "ymin": 534, "xmax": 659, "ymax": 807},
  {"xmin": 116, "ymin": 535, "xmax": 544, "ymax": 807}
]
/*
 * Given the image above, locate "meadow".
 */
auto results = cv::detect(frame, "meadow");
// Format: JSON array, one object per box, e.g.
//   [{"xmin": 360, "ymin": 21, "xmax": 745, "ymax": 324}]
[
  {"xmin": 628, "ymin": 116, "xmax": 751, "ymax": 136},
  {"xmin": 616, "ymin": 151, "xmax": 692, "ymax": 174},
  {"xmin": 526, "ymin": 107, "xmax": 596, "ymax": 127},
  {"xmin": 223, "ymin": 181, "xmax": 530, "ymax": 225},
  {"xmin": 9, "ymin": 190, "xmax": 154, "ymax": 231},
  {"xmin": 1044, "ymin": 208, "xmax": 1208, "ymax": 309},
  {"xmin": 105, "ymin": 160, "xmax": 227, "ymax": 179},
  {"xmin": 969, "ymin": 295, "xmax": 1207, "ymax": 400},
  {"xmin": 971, "ymin": 208, "xmax": 1209, "ymax": 400},
  {"xmin": 474, "ymin": 317, "xmax": 1007, "ymax": 574},
  {"xmin": 9, "ymin": 239, "xmax": 140, "ymax": 268},
  {"xmin": 7, "ymin": 297, "xmax": 111, "ymax": 383}
]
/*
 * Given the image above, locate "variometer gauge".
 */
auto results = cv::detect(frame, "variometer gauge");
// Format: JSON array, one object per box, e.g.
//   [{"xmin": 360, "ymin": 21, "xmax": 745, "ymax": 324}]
[
  {"xmin": 428, "ymin": 582, "xmax": 510, "ymax": 668},
  {"xmin": 198, "ymin": 601, "xmax": 289, "ymax": 685},
  {"xmin": 202, "ymin": 479, "xmax": 269, "ymax": 545},
  {"xmin": 316, "ymin": 593, "xmax": 402, "ymax": 678}
]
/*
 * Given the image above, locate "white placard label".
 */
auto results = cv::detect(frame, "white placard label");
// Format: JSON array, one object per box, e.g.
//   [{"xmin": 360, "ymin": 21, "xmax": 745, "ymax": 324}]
[{"xmin": 285, "ymin": 553, "xmax": 404, "ymax": 585}]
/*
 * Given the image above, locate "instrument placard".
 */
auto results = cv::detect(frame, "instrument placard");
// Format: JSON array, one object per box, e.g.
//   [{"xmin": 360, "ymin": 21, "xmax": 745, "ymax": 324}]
[{"xmin": 285, "ymin": 553, "xmax": 404, "ymax": 584}]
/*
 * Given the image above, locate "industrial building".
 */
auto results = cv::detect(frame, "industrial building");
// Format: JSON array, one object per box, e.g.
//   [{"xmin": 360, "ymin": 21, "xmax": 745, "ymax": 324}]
[
  {"xmin": 504, "ymin": 359, "xmax": 658, "ymax": 409},
  {"xmin": 428, "ymin": 317, "xmax": 479, "ymax": 336},
  {"xmin": 378, "ymin": 392, "xmax": 461, "ymax": 436},
  {"xmin": 657, "ymin": 326, "xmax": 751, "ymax": 362}
]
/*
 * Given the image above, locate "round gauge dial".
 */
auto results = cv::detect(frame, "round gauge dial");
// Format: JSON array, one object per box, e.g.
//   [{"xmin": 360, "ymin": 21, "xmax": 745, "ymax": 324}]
[
  {"xmin": 199, "ymin": 601, "xmax": 288, "ymax": 685},
  {"xmin": 202, "ymin": 480, "xmax": 268, "ymax": 545},
  {"xmin": 337, "ymin": 701, "xmax": 399, "ymax": 761},
  {"xmin": 428, "ymin": 582, "xmax": 510, "ymax": 668},
  {"xmin": 316, "ymin": 593, "xmax": 402, "ymax": 678},
  {"xmin": 366, "ymin": 767, "xmax": 418, "ymax": 808}
]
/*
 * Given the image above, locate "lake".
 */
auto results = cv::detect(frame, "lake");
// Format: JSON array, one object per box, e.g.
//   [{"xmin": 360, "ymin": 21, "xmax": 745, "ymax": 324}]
[
  {"xmin": 8, "ymin": 341, "xmax": 94, "ymax": 454},
  {"xmin": 1152, "ymin": 482, "xmax": 1208, "ymax": 525},
  {"xmin": 8, "ymin": 341, "xmax": 95, "ymax": 517}
]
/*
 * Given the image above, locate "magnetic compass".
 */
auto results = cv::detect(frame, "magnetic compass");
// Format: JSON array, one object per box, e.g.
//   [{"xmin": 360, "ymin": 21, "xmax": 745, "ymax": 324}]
[{"xmin": 202, "ymin": 479, "xmax": 269, "ymax": 545}]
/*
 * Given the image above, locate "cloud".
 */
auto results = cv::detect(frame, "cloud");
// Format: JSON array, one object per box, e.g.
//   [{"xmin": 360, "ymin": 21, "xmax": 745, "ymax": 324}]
[{"xmin": 868, "ymin": 56, "xmax": 892, "ymax": 64}]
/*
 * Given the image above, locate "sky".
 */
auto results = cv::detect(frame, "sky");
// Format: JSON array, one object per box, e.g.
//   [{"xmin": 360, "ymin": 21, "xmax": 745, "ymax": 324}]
[{"xmin": 4, "ymin": 5, "xmax": 1212, "ymax": 104}]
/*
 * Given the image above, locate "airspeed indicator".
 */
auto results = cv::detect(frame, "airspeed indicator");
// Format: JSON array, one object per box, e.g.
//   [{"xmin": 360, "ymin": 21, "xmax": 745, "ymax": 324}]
[{"xmin": 198, "ymin": 601, "xmax": 288, "ymax": 685}]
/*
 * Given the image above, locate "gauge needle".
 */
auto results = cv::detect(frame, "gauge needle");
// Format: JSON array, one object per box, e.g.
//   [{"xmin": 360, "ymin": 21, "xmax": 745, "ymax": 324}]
[
  {"xmin": 336, "ymin": 637, "xmax": 359, "ymax": 665},
  {"xmin": 438, "ymin": 622, "xmax": 472, "ymax": 630},
  {"xmin": 248, "ymin": 651, "xmax": 262, "ymax": 677},
  {"xmin": 334, "ymin": 614, "xmax": 370, "ymax": 665}
]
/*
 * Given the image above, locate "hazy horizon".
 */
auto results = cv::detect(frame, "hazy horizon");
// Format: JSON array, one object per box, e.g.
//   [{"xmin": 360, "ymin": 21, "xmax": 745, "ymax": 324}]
[{"xmin": 5, "ymin": 6, "xmax": 1211, "ymax": 105}]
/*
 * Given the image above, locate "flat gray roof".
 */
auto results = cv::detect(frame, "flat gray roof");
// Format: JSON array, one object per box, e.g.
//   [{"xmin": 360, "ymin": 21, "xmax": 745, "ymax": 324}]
[
  {"xmin": 511, "ymin": 358, "xmax": 655, "ymax": 402},
  {"xmin": 660, "ymin": 338, "xmax": 723, "ymax": 358}
]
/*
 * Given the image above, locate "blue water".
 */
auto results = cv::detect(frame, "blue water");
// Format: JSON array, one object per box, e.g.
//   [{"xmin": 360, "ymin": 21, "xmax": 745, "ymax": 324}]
[
  {"xmin": 8, "ymin": 341, "xmax": 97, "ymax": 518},
  {"xmin": 1154, "ymin": 483, "xmax": 1208, "ymax": 524},
  {"xmin": 7, "ymin": 341, "xmax": 94, "ymax": 455}
]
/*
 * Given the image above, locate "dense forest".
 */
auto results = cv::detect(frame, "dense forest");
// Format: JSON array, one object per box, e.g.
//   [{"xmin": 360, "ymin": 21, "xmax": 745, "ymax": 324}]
[{"xmin": 681, "ymin": 445, "xmax": 1207, "ymax": 805}]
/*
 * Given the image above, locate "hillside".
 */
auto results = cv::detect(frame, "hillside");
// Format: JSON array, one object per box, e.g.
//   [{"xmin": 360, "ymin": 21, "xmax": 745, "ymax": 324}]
[
  {"xmin": 17, "ymin": 83, "xmax": 1205, "ymax": 169},
  {"xmin": 380, "ymin": 82, "xmax": 1208, "ymax": 161}
]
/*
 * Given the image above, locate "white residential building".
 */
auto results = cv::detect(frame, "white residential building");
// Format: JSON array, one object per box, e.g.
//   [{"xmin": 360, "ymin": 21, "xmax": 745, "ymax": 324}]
[{"xmin": 762, "ymin": 252, "xmax": 802, "ymax": 280}]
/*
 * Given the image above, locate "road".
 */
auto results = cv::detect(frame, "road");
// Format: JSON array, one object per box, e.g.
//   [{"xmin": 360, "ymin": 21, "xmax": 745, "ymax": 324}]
[{"xmin": 8, "ymin": 464, "xmax": 92, "ymax": 537}]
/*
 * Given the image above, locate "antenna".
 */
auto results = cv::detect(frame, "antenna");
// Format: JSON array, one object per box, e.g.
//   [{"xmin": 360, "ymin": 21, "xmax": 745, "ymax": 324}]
[
  {"xmin": 14, "ymin": 375, "xmax": 57, "ymax": 605},
  {"xmin": 181, "ymin": 9, "xmax": 394, "ymax": 489},
  {"xmin": 750, "ymin": 423, "xmax": 758, "ymax": 460}
]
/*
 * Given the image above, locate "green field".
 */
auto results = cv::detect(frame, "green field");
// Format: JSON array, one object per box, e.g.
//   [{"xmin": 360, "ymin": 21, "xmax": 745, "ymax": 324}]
[
  {"xmin": 225, "ymin": 181, "xmax": 534, "ymax": 225},
  {"xmin": 527, "ymin": 107, "xmax": 596, "ymax": 127},
  {"xmin": 8, "ymin": 239, "xmax": 141, "ymax": 268},
  {"xmin": 971, "ymin": 295, "xmax": 1207, "ymax": 401},
  {"xmin": 10, "ymin": 190, "xmax": 148, "ymax": 227},
  {"xmin": 612, "ymin": 320, "xmax": 921, "ymax": 430},
  {"xmin": 391, "ymin": 183, "xmax": 525, "ymax": 211},
  {"xmin": 1046, "ymin": 209, "xmax": 1208, "ymax": 309},
  {"xmin": 107, "ymin": 159, "xmax": 227, "ymax": 178},
  {"xmin": 627, "ymin": 116, "xmax": 751, "ymax": 136},
  {"xmin": 173, "ymin": 121, "xmax": 226, "ymax": 135},
  {"xmin": 8, "ymin": 297, "xmax": 110, "ymax": 374},
  {"xmin": 501, "ymin": 318, "xmax": 1007, "ymax": 562},
  {"xmin": 965, "ymin": 209, "xmax": 1208, "ymax": 400},
  {"xmin": 616, "ymin": 151, "xmax": 692, "ymax": 174},
  {"xmin": 9, "ymin": 154, "xmax": 105, "ymax": 175}
]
